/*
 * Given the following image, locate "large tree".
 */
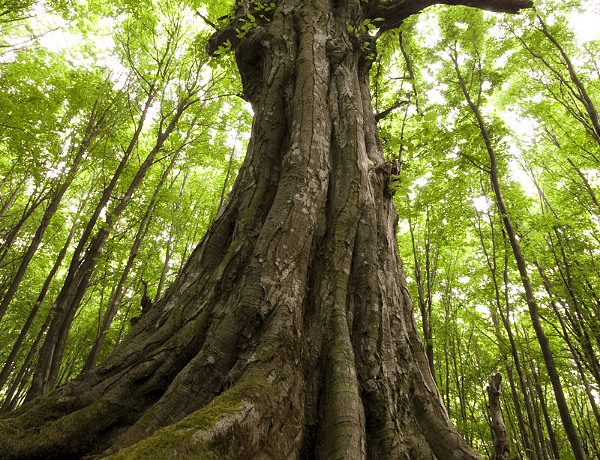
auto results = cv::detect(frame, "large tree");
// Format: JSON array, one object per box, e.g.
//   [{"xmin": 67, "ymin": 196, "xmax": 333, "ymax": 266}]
[{"xmin": 0, "ymin": 0, "xmax": 533, "ymax": 458}]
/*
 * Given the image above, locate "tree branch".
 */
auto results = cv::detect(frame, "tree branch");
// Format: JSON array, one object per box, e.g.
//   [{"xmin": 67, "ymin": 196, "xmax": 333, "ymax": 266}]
[
  {"xmin": 206, "ymin": 2, "xmax": 275, "ymax": 56},
  {"xmin": 196, "ymin": 11, "xmax": 218, "ymax": 30},
  {"xmin": 375, "ymin": 99, "xmax": 409, "ymax": 122},
  {"xmin": 363, "ymin": 0, "xmax": 533, "ymax": 32}
]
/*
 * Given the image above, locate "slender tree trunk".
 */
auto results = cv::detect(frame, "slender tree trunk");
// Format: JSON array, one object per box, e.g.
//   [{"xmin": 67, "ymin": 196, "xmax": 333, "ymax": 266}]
[
  {"xmin": 523, "ymin": 369, "xmax": 549, "ymax": 460},
  {"xmin": 537, "ymin": 262, "xmax": 600, "ymax": 433},
  {"xmin": 451, "ymin": 324, "xmax": 472, "ymax": 445},
  {"xmin": 451, "ymin": 46, "xmax": 588, "ymax": 460},
  {"xmin": 24, "ymin": 148, "xmax": 134, "ymax": 401},
  {"xmin": 0, "ymin": 366, "xmax": 32, "ymax": 414},
  {"xmin": 0, "ymin": 96, "xmax": 106, "ymax": 322},
  {"xmin": 474, "ymin": 210, "xmax": 540, "ymax": 460},
  {"xmin": 506, "ymin": 364, "xmax": 534, "ymax": 459},
  {"xmin": 0, "ymin": 186, "xmax": 47, "ymax": 270},
  {"xmin": 0, "ymin": 312, "xmax": 50, "ymax": 414},
  {"xmin": 442, "ymin": 274, "xmax": 454, "ymax": 413},
  {"xmin": 83, "ymin": 147, "xmax": 182, "ymax": 372},
  {"xmin": 532, "ymin": 176, "xmax": 600, "ymax": 388},
  {"xmin": 0, "ymin": 196, "xmax": 82, "ymax": 390},
  {"xmin": 534, "ymin": 11, "xmax": 600, "ymax": 145},
  {"xmin": 409, "ymin": 213, "xmax": 437, "ymax": 380},
  {"xmin": 0, "ymin": 166, "xmax": 24, "ymax": 220},
  {"xmin": 487, "ymin": 373, "xmax": 510, "ymax": 460},
  {"xmin": 501, "ymin": 255, "xmax": 545, "ymax": 460},
  {"xmin": 0, "ymin": 1, "xmax": 534, "ymax": 458},
  {"xmin": 566, "ymin": 158, "xmax": 600, "ymax": 214},
  {"xmin": 26, "ymin": 82, "xmax": 163, "ymax": 400},
  {"xmin": 156, "ymin": 229, "xmax": 174, "ymax": 300},
  {"xmin": 154, "ymin": 166, "xmax": 192, "ymax": 301},
  {"xmin": 219, "ymin": 127, "xmax": 239, "ymax": 210},
  {"xmin": 529, "ymin": 362, "xmax": 561, "ymax": 460},
  {"xmin": 82, "ymin": 263, "xmax": 137, "ymax": 373},
  {"xmin": 30, "ymin": 84, "xmax": 203, "ymax": 399}
]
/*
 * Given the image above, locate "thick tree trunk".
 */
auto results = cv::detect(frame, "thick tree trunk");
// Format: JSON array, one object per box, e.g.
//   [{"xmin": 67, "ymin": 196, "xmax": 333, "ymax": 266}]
[{"xmin": 0, "ymin": 1, "xmax": 532, "ymax": 459}]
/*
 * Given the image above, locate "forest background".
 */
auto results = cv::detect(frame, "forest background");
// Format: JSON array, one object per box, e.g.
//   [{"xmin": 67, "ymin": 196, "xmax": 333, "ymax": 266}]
[{"xmin": 1, "ymin": 0, "xmax": 599, "ymax": 458}]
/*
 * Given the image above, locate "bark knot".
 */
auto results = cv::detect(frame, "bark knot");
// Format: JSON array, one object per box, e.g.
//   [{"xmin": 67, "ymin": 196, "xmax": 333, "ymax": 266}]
[
  {"xmin": 372, "ymin": 160, "xmax": 402, "ymax": 198},
  {"xmin": 236, "ymin": 27, "xmax": 269, "ymax": 106},
  {"xmin": 326, "ymin": 37, "xmax": 350, "ymax": 65}
]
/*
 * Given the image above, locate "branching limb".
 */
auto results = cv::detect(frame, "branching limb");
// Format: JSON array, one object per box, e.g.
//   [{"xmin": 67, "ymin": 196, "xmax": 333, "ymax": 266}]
[
  {"xmin": 206, "ymin": 1, "xmax": 276, "ymax": 56},
  {"xmin": 460, "ymin": 150, "xmax": 491, "ymax": 173},
  {"xmin": 399, "ymin": 31, "xmax": 422, "ymax": 114},
  {"xmin": 363, "ymin": 0, "xmax": 532, "ymax": 33},
  {"xmin": 375, "ymin": 99, "xmax": 409, "ymax": 122},
  {"xmin": 196, "ymin": 11, "xmax": 218, "ymax": 30}
]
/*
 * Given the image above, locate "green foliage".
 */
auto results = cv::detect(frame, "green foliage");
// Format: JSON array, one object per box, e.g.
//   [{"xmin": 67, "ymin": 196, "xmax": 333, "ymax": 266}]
[
  {"xmin": 1, "ymin": 0, "xmax": 600, "ymax": 458},
  {"xmin": 0, "ymin": 0, "xmax": 250, "ymax": 409}
]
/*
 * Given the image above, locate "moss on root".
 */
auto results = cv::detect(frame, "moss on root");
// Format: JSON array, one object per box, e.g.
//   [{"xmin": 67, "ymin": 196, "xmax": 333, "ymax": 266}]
[
  {"xmin": 104, "ymin": 368, "xmax": 274, "ymax": 460},
  {"xmin": 4, "ymin": 388, "xmax": 60, "ymax": 428},
  {"xmin": 1, "ymin": 395, "xmax": 115, "ymax": 458}
]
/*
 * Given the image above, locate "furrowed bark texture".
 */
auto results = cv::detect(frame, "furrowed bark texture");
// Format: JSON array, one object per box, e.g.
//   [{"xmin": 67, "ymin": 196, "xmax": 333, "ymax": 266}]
[{"xmin": 0, "ymin": 0, "xmax": 531, "ymax": 459}]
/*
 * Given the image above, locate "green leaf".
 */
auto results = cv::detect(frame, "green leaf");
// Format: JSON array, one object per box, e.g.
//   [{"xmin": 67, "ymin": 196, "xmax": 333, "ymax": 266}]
[{"xmin": 424, "ymin": 111, "xmax": 440, "ymax": 122}]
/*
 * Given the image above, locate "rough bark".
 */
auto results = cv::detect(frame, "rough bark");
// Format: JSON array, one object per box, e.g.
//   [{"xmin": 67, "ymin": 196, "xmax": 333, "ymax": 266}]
[{"xmin": 0, "ymin": 0, "xmax": 532, "ymax": 459}]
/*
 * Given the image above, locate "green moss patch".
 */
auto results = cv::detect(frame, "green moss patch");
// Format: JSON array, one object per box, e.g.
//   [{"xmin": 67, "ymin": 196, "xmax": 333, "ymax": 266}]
[
  {"xmin": 105, "ymin": 368, "xmax": 273, "ymax": 460},
  {"xmin": 0, "ymin": 396, "xmax": 114, "ymax": 458}
]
